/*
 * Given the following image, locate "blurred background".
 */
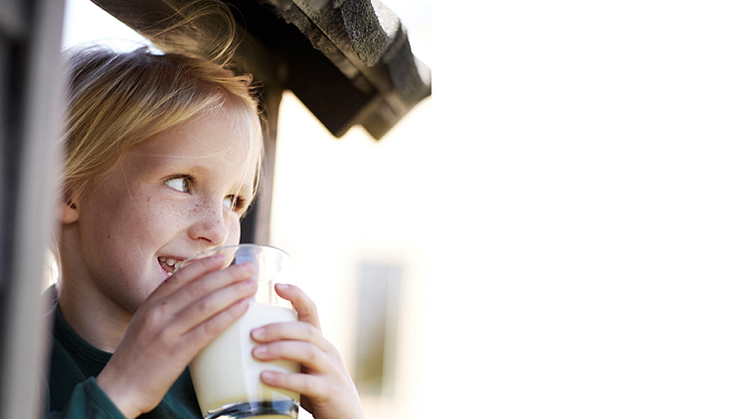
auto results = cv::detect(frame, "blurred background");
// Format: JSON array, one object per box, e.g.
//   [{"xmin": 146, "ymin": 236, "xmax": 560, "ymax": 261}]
[{"xmin": 61, "ymin": 0, "xmax": 746, "ymax": 418}]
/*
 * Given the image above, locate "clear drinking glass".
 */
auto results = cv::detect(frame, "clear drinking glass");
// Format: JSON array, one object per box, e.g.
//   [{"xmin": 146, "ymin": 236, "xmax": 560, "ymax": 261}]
[{"xmin": 177, "ymin": 244, "xmax": 300, "ymax": 419}]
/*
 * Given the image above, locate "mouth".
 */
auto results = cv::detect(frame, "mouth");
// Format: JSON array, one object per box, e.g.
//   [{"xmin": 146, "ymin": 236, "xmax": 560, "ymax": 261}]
[{"xmin": 157, "ymin": 256, "xmax": 183, "ymax": 276}]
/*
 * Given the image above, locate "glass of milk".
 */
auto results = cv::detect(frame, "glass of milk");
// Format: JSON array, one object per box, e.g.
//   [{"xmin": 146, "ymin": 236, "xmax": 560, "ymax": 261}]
[{"xmin": 178, "ymin": 244, "xmax": 301, "ymax": 419}]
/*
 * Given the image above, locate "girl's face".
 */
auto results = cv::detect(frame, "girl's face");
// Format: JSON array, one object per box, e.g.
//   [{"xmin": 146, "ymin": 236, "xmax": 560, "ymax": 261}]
[{"xmin": 66, "ymin": 108, "xmax": 256, "ymax": 315}]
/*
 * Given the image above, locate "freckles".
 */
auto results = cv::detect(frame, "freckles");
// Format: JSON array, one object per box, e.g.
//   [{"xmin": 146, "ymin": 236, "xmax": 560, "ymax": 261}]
[
  {"xmin": 191, "ymin": 203, "xmax": 210, "ymax": 216},
  {"xmin": 189, "ymin": 203, "xmax": 225, "ymax": 229},
  {"xmin": 165, "ymin": 203, "xmax": 190, "ymax": 226},
  {"xmin": 187, "ymin": 203, "xmax": 201, "ymax": 221}
]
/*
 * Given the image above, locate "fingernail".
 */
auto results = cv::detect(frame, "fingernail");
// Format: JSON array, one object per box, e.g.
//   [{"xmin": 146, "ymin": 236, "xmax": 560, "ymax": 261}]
[
  {"xmin": 275, "ymin": 283, "xmax": 289, "ymax": 290},
  {"xmin": 253, "ymin": 345, "xmax": 267, "ymax": 357},
  {"xmin": 260, "ymin": 370, "xmax": 279, "ymax": 383},
  {"xmin": 251, "ymin": 327, "xmax": 265, "ymax": 340}
]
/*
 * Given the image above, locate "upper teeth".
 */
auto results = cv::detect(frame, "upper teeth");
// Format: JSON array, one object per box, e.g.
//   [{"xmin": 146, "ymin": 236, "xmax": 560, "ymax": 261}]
[{"xmin": 158, "ymin": 256, "xmax": 176, "ymax": 267}]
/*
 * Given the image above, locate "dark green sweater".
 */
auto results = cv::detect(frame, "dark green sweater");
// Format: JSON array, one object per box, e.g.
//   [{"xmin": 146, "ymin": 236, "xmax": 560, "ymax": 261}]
[{"xmin": 45, "ymin": 289, "xmax": 202, "ymax": 419}]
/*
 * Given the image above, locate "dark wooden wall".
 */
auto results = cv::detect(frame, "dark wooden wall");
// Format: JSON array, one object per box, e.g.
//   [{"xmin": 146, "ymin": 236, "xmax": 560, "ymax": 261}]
[{"xmin": 0, "ymin": 0, "xmax": 66, "ymax": 417}]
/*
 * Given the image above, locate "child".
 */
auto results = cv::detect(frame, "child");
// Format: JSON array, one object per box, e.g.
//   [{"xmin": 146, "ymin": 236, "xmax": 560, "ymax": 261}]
[{"xmin": 47, "ymin": 44, "xmax": 364, "ymax": 419}]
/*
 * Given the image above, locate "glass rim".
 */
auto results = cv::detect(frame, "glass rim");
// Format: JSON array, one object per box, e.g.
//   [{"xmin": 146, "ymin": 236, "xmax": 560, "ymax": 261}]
[{"xmin": 176, "ymin": 243, "xmax": 291, "ymax": 271}]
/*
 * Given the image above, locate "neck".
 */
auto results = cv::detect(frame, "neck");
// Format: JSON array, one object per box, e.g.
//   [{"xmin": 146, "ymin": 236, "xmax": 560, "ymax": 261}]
[
  {"xmin": 56, "ymin": 280, "xmax": 133, "ymax": 353},
  {"xmin": 55, "ymin": 235, "xmax": 134, "ymax": 353},
  {"xmin": 56, "ymin": 225, "xmax": 134, "ymax": 353}
]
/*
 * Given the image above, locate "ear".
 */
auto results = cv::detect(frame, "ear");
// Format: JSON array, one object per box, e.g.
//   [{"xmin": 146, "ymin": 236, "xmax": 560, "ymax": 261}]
[{"xmin": 59, "ymin": 198, "xmax": 79, "ymax": 224}]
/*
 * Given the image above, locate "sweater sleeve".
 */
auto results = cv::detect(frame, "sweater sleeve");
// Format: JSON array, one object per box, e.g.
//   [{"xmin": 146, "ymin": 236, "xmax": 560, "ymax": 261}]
[{"xmin": 46, "ymin": 377, "xmax": 127, "ymax": 419}]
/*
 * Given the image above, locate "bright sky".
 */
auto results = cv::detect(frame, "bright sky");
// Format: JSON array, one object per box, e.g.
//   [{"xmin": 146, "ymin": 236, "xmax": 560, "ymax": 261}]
[{"xmin": 62, "ymin": 0, "xmax": 151, "ymax": 49}]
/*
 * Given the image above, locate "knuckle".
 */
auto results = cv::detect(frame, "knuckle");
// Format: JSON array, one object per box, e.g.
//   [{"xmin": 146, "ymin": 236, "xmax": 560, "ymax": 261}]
[
  {"xmin": 300, "ymin": 322, "xmax": 318, "ymax": 339},
  {"xmin": 187, "ymin": 281, "xmax": 210, "ymax": 299},
  {"xmin": 202, "ymin": 318, "xmax": 222, "ymax": 337},
  {"xmin": 195, "ymin": 298, "xmax": 211, "ymax": 316},
  {"xmin": 306, "ymin": 344, "xmax": 323, "ymax": 364},
  {"xmin": 200, "ymin": 310, "xmax": 234, "ymax": 338},
  {"xmin": 141, "ymin": 303, "xmax": 167, "ymax": 328},
  {"xmin": 326, "ymin": 342, "xmax": 342, "ymax": 358},
  {"xmin": 153, "ymin": 329, "xmax": 174, "ymax": 350}
]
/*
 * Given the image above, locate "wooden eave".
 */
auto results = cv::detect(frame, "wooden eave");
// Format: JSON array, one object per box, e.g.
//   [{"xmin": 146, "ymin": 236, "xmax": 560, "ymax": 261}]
[{"xmin": 92, "ymin": 0, "xmax": 431, "ymax": 140}]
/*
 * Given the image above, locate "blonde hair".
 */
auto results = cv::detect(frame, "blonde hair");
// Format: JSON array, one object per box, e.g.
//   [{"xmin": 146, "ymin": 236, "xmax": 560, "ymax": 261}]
[
  {"xmin": 48, "ymin": 1, "xmax": 262, "ymax": 284},
  {"xmin": 62, "ymin": 46, "xmax": 263, "ymax": 205}
]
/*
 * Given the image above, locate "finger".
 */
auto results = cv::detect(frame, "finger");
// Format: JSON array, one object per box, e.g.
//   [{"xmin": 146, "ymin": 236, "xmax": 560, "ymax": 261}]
[
  {"xmin": 170, "ymin": 276, "xmax": 257, "ymax": 335},
  {"xmin": 181, "ymin": 297, "xmax": 251, "ymax": 355},
  {"xmin": 251, "ymin": 321, "xmax": 329, "ymax": 351},
  {"xmin": 259, "ymin": 370, "xmax": 327, "ymax": 399},
  {"xmin": 149, "ymin": 254, "xmax": 229, "ymax": 299},
  {"xmin": 157, "ymin": 262, "xmax": 255, "ymax": 315},
  {"xmin": 274, "ymin": 284, "xmax": 321, "ymax": 330},
  {"xmin": 252, "ymin": 341, "xmax": 329, "ymax": 373}
]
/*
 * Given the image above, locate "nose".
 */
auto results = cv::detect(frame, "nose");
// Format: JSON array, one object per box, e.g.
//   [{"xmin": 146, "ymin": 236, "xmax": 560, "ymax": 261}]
[{"xmin": 187, "ymin": 199, "xmax": 230, "ymax": 246}]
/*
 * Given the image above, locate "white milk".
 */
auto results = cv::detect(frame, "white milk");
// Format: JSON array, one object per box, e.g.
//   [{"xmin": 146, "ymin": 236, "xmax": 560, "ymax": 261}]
[{"xmin": 190, "ymin": 302, "xmax": 300, "ymax": 417}]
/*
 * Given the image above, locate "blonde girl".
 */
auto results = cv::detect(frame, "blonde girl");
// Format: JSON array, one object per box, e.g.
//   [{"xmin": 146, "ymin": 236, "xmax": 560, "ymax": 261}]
[{"xmin": 47, "ymin": 36, "xmax": 363, "ymax": 419}]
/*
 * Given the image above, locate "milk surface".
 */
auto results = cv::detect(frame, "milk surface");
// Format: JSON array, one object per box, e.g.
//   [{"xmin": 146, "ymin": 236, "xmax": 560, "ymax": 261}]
[{"xmin": 190, "ymin": 302, "xmax": 300, "ymax": 416}]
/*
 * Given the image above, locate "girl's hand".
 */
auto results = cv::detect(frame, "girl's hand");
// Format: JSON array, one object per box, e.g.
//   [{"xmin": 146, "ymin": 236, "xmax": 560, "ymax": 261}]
[
  {"xmin": 250, "ymin": 284, "xmax": 365, "ymax": 419},
  {"xmin": 96, "ymin": 255, "xmax": 257, "ymax": 419}
]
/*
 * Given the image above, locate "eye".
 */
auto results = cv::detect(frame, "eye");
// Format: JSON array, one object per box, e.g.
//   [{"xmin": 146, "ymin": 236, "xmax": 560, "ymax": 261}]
[
  {"xmin": 223, "ymin": 195, "xmax": 247, "ymax": 213},
  {"xmin": 165, "ymin": 176, "xmax": 191, "ymax": 193}
]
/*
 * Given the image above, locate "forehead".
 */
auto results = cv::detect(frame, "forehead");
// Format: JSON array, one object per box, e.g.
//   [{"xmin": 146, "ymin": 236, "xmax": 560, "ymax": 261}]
[
  {"xmin": 137, "ymin": 108, "xmax": 249, "ymax": 154},
  {"xmin": 125, "ymin": 109, "xmax": 256, "ymax": 187}
]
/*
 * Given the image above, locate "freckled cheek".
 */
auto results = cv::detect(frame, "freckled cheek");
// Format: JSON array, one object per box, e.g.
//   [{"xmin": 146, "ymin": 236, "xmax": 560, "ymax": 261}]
[
  {"xmin": 158, "ymin": 202, "xmax": 192, "ymax": 229},
  {"xmin": 132, "ymin": 196, "xmax": 192, "ymax": 238}
]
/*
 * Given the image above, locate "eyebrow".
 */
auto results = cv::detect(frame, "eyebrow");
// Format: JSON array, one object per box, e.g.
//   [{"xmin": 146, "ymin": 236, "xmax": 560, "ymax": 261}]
[
  {"xmin": 129, "ymin": 147, "xmax": 254, "ymax": 185},
  {"xmin": 134, "ymin": 152, "xmax": 218, "ymax": 175}
]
